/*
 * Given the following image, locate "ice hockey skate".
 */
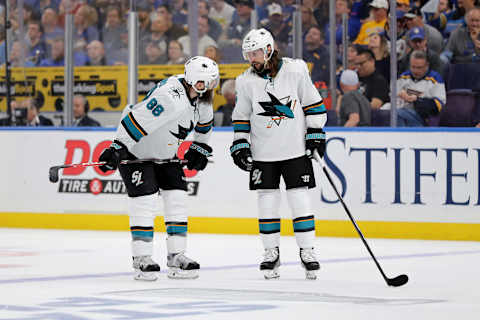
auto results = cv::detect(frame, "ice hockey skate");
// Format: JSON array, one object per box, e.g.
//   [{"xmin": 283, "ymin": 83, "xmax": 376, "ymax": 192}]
[
  {"xmin": 167, "ymin": 252, "xmax": 200, "ymax": 279},
  {"xmin": 300, "ymin": 248, "xmax": 320, "ymax": 280},
  {"xmin": 132, "ymin": 256, "xmax": 160, "ymax": 281},
  {"xmin": 260, "ymin": 247, "xmax": 280, "ymax": 279}
]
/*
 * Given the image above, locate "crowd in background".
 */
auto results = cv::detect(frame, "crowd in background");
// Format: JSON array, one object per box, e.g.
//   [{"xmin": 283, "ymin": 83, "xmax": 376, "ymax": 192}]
[{"xmin": 0, "ymin": 0, "xmax": 479, "ymax": 127}]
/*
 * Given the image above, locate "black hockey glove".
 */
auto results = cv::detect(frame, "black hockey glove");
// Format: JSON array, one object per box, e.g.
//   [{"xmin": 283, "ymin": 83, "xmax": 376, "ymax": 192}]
[
  {"xmin": 98, "ymin": 140, "xmax": 129, "ymax": 172},
  {"xmin": 305, "ymin": 128, "xmax": 326, "ymax": 159},
  {"xmin": 413, "ymin": 98, "xmax": 440, "ymax": 120},
  {"xmin": 230, "ymin": 139, "xmax": 253, "ymax": 172},
  {"xmin": 184, "ymin": 142, "xmax": 212, "ymax": 171}
]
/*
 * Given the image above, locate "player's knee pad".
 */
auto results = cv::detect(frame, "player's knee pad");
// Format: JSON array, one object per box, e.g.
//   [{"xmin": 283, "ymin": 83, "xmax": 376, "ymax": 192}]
[
  {"xmin": 257, "ymin": 189, "xmax": 281, "ymax": 219},
  {"xmin": 162, "ymin": 190, "xmax": 187, "ymax": 222},
  {"xmin": 128, "ymin": 193, "xmax": 158, "ymax": 218}
]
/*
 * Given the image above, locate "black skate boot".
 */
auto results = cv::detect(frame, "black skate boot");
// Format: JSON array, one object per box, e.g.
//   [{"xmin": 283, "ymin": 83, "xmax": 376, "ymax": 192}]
[
  {"xmin": 300, "ymin": 248, "xmax": 320, "ymax": 280},
  {"xmin": 260, "ymin": 247, "xmax": 280, "ymax": 279},
  {"xmin": 167, "ymin": 252, "xmax": 200, "ymax": 279},
  {"xmin": 132, "ymin": 256, "xmax": 160, "ymax": 281}
]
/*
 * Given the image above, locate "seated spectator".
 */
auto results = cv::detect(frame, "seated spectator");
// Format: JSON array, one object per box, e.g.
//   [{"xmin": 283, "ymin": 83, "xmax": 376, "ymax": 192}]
[
  {"xmin": 345, "ymin": 43, "xmax": 361, "ymax": 70},
  {"xmin": 338, "ymin": 70, "xmax": 371, "ymax": 126},
  {"xmin": 225, "ymin": 0, "xmax": 254, "ymax": 47},
  {"xmin": 166, "ymin": 40, "xmax": 187, "ymax": 64},
  {"xmin": 39, "ymin": 37, "xmax": 87, "ymax": 66},
  {"xmin": 156, "ymin": 5, "xmax": 188, "ymax": 41},
  {"xmin": 137, "ymin": 0, "xmax": 153, "ymax": 40},
  {"xmin": 441, "ymin": 7, "xmax": 480, "ymax": 64},
  {"xmin": 398, "ymin": 27, "xmax": 446, "ymax": 78},
  {"xmin": 9, "ymin": 41, "xmax": 35, "ymax": 68},
  {"xmin": 26, "ymin": 20, "xmax": 48, "ymax": 65},
  {"xmin": 354, "ymin": 47, "xmax": 389, "ymax": 109},
  {"xmin": 427, "ymin": 0, "xmax": 476, "ymax": 39},
  {"xmin": 404, "ymin": 8, "xmax": 444, "ymax": 54},
  {"xmin": 41, "ymin": 7, "xmax": 64, "ymax": 49},
  {"xmin": 367, "ymin": 32, "xmax": 390, "ymax": 83},
  {"xmin": 354, "ymin": 0, "xmax": 388, "ymax": 45},
  {"xmin": 262, "ymin": 3, "xmax": 291, "ymax": 53},
  {"xmin": 199, "ymin": 0, "xmax": 223, "ymax": 41},
  {"xmin": 72, "ymin": 95, "xmax": 101, "ymax": 127},
  {"xmin": 73, "ymin": 4, "xmax": 99, "ymax": 54},
  {"xmin": 303, "ymin": 26, "xmax": 330, "ymax": 85},
  {"xmin": 143, "ymin": 40, "xmax": 168, "ymax": 65},
  {"xmin": 24, "ymin": 98, "xmax": 54, "ymax": 127},
  {"xmin": 209, "ymin": 0, "xmax": 235, "ymax": 32},
  {"xmin": 85, "ymin": 40, "xmax": 107, "ymax": 66},
  {"xmin": 178, "ymin": 16, "xmax": 217, "ymax": 57},
  {"xmin": 139, "ymin": 12, "xmax": 169, "ymax": 63},
  {"xmin": 397, "ymin": 0, "xmax": 410, "ymax": 12},
  {"xmin": 109, "ymin": 29, "xmax": 129, "ymax": 65},
  {"xmin": 101, "ymin": 5, "xmax": 126, "ymax": 53},
  {"xmin": 171, "ymin": 0, "xmax": 188, "ymax": 30},
  {"xmin": 214, "ymin": 79, "xmax": 236, "ymax": 126},
  {"xmin": 396, "ymin": 50, "xmax": 446, "ymax": 127},
  {"xmin": 204, "ymin": 45, "xmax": 222, "ymax": 63},
  {"xmin": 324, "ymin": 0, "xmax": 361, "ymax": 45}
]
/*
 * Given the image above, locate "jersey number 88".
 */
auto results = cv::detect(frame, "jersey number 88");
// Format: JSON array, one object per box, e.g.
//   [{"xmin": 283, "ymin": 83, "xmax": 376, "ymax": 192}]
[{"xmin": 146, "ymin": 98, "xmax": 164, "ymax": 117}]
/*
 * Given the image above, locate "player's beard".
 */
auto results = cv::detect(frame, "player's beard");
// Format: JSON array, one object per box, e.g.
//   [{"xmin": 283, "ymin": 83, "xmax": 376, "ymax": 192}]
[{"xmin": 252, "ymin": 61, "xmax": 270, "ymax": 75}]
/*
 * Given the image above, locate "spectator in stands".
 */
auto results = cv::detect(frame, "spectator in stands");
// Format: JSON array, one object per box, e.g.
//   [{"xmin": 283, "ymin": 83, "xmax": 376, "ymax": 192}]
[
  {"xmin": 9, "ymin": 41, "xmax": 35, "ymax": 67},
  {"xmin": 404, "ymin": 8, "xmax": 443, "ymax": 54},
  {"xmin": 312, "ymin": 0, "xmax": 330, "ymax": 27},
  {"xmin": 41, "ymin": 7, "xmax": 63, "ymax": 49},
  {"xmin": 226, "ymin": 0, "xmax": 254, "ymax": 46},
  {"xmin": 209, "ymin": 0, "xmax": 235, "ymax": 32},
  {"xmin": 72, "ymin": 95, "xmax": 101, "ymax": 127},
  {"xmin": 137, "ymin": 0, "xmax": 153, "ymax": 40},
  {"xmin": 214, "ymin": 79, "xmax": 235, "ymax": 126},
  {"xmin": 301, "ymin": 6, "xmax": 318, "ymax": 39},
  {"xmin": 397, "ymin": 0, "xmax": 410, "ymax": 12},
  {"xmin": 396, "ymin": 50, "xmax": 446, "ymax": 127},
  {"xmin": 399, "ymin": 27, "xmax": 446, "ymax": 77},
  {"xmin": 73, "ymin": 4, "xmax": 99, "ymax": 54},
  {"xmin": 26, "ymin": 20, "xmax": 47, "ymax": 65},
  {"xmin": 427, "ymin": 0, "xmax": 476, "ymax": 39},
  {"xmin": 255, "ymin": 0, "xmax": 270, "ymax": 25},
  {"xmin": 345, "ymin": 43, "xmax": 361, "ymax": 70},
  {"xmin": 85, "ymin": 40, "xmax": 107, "ymax": 66},
  {"xmin": 367, "ymin": 32, "xmax": 390, "ymax": 83},
  {"xmin": 171, "ymin": 0, "xmax": 188, "ymax": 30},
  {"xmin": 109, "ymin": 29, "xmax": 129, "ymax": 65},
  {"xmin": 140, "ymin": 13, "xmax": 169, "ymax": 63},
  {"xmin": 324, "ymin": 0, "xmax": 361, "ymax": 45},
  {"xmin": 143, "ymin": 40, "xmax": 168, "ymax": 65},
  {"xmin": 166, "ymin": 40, "xmax": 187, "ymax": 64},
  {"xmin": 441, "ymin": 7, "xmax": 480, "ymax": 64},
  {"xmin": 199, "ymin": 0, "xmax": 223, "ymax": 41},
  {"xmin": 338, "ymin": 70, "xmax": 371, "ymax": 126},
  {"xmin": 178, "ymin": 16, "xmax": 217, "ymax": 57},
  {"xmin": 0, "ymin": 25, "xmax": 5, "ymax": 65},
  {"xmin": 354, "ymin": 0, "xmax": 388, "ymax": 45},
  {"xmin": 156, "ymin": 4, "xmax": 188, "ymax": 41},
  {"xmin": 24, "ymin": 98, "xmax": 54, "ymax": 127},
  {"xmin": 262, "ymin": 3, "xmax": 291, "ymax": 54},
  {"xmin": 39, "ymin": 37, "xmax": 86, "ymax": 66},
  {"xmin": 204, "ymin": 45, "xmax": 222, "ymax": 63},
  {"xmin": 303, "ymin": 26, "xmax": 330, "ymax": 85},
  {"xmin": 281, "ymin": 0, "xmax": 296, "ymax": 23},
  {"xmin": 101, "ymin": 5, "xmax": 126, "ymax": 53},
  {"xmin": 354, "ymin": 47, "xmax": 389, "ymax": 109}
]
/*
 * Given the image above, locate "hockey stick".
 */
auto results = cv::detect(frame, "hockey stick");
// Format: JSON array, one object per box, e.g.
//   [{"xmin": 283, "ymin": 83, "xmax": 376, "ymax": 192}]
[
  {"xmin": 313, "ymin": 151, "xmax": 409, "ymax": 287},
  {"xmin": 48, "ymin": 158, "xmax": 188, "ymax": 183}
]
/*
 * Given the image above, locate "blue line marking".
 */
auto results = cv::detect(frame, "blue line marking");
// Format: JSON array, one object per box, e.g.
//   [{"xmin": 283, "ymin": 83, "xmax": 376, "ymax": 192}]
[{"xmin": 1, "ymin": 249, "xmax": 479, "ymax": 284}]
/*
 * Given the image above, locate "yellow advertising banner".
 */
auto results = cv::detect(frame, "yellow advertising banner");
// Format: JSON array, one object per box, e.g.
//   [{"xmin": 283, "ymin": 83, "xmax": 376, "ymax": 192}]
[{"xmin": 0, "ymin": 64, "xmax": 249, "ymax": 112}]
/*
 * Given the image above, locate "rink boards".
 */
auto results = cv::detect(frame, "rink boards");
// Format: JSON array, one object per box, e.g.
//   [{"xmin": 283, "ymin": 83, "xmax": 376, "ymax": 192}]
[{"xmin": 0, "ymin": 127, "xmax": 479, "ymax": 241}]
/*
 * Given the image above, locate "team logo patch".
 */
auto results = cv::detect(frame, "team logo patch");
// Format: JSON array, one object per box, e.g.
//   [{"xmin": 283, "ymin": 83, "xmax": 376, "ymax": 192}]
[
  {"xmin": 258, "ymin": 92, "xmax": 296, "ymax": 127},
  {"xmin": 169, "ymin": 86, "xmax": 185, "ymax": 99}
]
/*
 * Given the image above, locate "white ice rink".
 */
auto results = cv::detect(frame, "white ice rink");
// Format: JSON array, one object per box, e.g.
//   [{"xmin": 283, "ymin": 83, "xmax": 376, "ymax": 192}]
[{"xmin": 1, "ymin": 228, "xmax": 479, "ymax": 320}]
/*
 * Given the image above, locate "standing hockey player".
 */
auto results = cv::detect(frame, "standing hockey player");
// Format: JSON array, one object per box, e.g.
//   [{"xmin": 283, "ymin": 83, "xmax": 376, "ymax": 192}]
[
  {"xmin": 230, "ymin": 29, "xmax": 327, "ymax": 280},
  {"xmin": 98, "ymin": 56, "xmax": 219, "ymax": 281}
]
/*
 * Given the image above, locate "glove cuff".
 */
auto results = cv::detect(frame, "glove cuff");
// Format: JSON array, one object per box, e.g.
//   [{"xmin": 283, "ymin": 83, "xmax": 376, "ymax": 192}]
[
  {"xmin": 111, "ymin": 139, "xmax": 127, "ymax": 150},
  {"xmin": 190, "ymin": 142, "xmax": 212, "ymax": 157},
  {"xmin": 230, "ymin": 139, "xmax": 250, "ymax": 154}
]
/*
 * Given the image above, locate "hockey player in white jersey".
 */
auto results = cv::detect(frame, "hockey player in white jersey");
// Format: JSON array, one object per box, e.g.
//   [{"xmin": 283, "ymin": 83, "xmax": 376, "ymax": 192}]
[
  {"xmin": 98, "ymin": 56, "xmax": 219, "ymax": 281},
  {"xmin": 230, "ymin": 29, "xmax": 327, "ymax": 280}
]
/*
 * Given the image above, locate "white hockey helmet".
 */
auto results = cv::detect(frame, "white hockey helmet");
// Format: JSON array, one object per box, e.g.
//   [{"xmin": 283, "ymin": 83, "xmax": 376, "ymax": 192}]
[
  {"xmin": 242, "ymin": 28, "xmax": 275, "ymax": 61},
  {"xmin": 184, "ymin": 56, "xmax": 220, "ymax": 95}
]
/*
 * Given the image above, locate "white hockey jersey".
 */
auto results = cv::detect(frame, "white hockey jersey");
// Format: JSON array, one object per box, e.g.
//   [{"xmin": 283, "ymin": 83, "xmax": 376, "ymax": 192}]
[
  {"xmin": 232, "ymin": 58, "xmax": 327, "ymax": 162},
  {"xmin": 114, "ymin": 75, "xmax": 213, "ymax": 159}
]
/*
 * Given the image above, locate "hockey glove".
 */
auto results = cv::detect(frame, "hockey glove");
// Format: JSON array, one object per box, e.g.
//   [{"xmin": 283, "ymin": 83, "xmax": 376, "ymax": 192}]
[
  {"xmin": 413, "ymin": 98, "xmax": 440, "ymax": 120},
  {"xmin": 98, "ymin": 140, "xmax": 129, "ymax": 173},
  {"xmin": 184, "ymin": 142, "xmax": 212, "ymax": 171},
  {"xmin": 305, "ymin": 128, "xmax": 326, "ymax": 158},
  {"xmin": 230, "ymin": 139, "xmax": 253, "ymax": 172}
]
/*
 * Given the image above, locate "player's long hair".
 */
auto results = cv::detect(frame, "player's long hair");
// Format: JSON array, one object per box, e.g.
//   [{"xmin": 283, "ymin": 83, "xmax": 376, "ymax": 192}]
[
  {"xmin": 255, "ymin": 50, "xmax": 282, "ymax": 78},
  {"xmin": 197, "ymin": 87, "xmax": 214, "ymax": 104}
]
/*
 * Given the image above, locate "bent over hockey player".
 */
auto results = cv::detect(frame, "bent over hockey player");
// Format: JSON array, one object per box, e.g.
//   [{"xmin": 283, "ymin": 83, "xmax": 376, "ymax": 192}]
[
  {"xmin": 230, "ymin": 29, "xmax": 327, "ymax": 280},
  {"xmin": 98, "ymin": 56, "xmax": 219, "ymax": 281}
]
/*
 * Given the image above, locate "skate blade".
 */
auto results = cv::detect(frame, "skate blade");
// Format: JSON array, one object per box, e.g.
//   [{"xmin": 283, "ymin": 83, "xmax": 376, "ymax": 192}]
[
  {"xmin": 134, "ymin": 270, "xmax": 158, "ymax": 281},
  {"xmin": 263, "ymin": 269, "xmax": 280, "ymax": 280},
  {"xmin": 305, "ymin": 270, "xmax": 317, "ymax": 280},
  {"xmin": 167, "ymin": 267, "xmax": 199, "ymax": 279}
]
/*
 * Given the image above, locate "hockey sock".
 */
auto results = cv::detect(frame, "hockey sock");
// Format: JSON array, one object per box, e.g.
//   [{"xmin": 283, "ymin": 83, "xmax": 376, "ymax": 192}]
[
  {"xmin": 128, "ymin": 194, "xmax": 158, "ymax": 257},
  {"xmin": 257, "ymin": 189, "xmax": 281, "ymax": 249},
  {"xmin": 162, "ymin": 190, "xmax": 188, "ymax": 254},
  {"xmin": 286, "ymin": 187, "xmax": 316, "ymax": 248}
]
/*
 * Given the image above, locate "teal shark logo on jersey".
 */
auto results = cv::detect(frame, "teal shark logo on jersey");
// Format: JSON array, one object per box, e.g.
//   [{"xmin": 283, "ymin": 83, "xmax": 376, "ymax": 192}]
[
  {"xmin": 170, "ymin": 121, "xmax": 194, "ymax": 141},
  {"xmin": 258, "ymin": 92, "xmax": 294, "ymax": 126}
]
